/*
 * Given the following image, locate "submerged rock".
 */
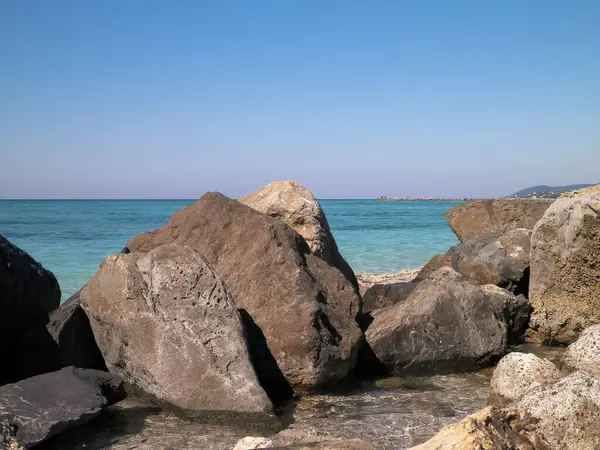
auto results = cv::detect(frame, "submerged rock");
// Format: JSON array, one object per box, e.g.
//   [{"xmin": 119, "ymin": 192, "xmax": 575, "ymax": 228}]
[
  {"xmin": 0, "ymin": 234, "xmax": 62, "ymax": 384},
  {"xmin": 267, "ymin": 429, "xmax": 376, "ymax": 449},
  {"xmin": 489, "ymin": 352, "xmax": 561, "ymax": 407},
  {"xmin": 451, "ymin": 229, "xmax": 532, "ymax": 296},
  {"xmin": 446, "ymin": 199, "xmax": 551, "ymax": 242},
  {"xmin": 562, "ymin": 324, "xmax": 600, "ymax": 377},
  {"xmin": 81, "ymin": 243, "xmax": 272, "ymax": 414},
  {"xmin": 240, "ymin": 180, "xmax": 359, "ymax": 293},
  {"xmin": 361, "ymin": 281, "xmax": 418, "ymax": 313},
  {"xmin": 529, "ymin": 184, "xmax": 600, "ymax": 344},
  {"xmin": 365, "ymin": 267, "xmax": 507, "ymax": 375},
  {"xmin": 125, "ymin": 192, "xmax": 362, "ymax": 391},
  {"xmin": 0, "ymin": 366, "xmax": 124, "ymax": 447}
]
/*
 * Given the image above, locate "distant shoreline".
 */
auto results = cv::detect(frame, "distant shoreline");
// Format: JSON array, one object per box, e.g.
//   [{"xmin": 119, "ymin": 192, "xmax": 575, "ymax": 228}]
[{"xmin": 376, "ymin": 196, "xmax": 473, "ymax": 202}]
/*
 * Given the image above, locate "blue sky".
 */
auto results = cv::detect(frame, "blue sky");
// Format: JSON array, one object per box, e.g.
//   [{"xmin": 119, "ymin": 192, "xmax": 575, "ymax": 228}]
[{"xmin": 1, "ymin": 0, "xmax": 598, "ymax": 199}]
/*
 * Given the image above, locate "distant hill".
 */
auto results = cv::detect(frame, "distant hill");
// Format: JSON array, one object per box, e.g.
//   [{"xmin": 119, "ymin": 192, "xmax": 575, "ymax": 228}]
[{"xmin": 507, "ymin": 184, "xmax": 596, "ymax": 199}]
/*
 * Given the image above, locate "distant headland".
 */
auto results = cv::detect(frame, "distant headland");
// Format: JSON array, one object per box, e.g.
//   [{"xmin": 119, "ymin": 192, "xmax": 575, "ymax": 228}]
[
  {"xmin": 376, "ymin": 196, "xmax": 472, "ymax": 202},
  {"xmin": 506, "ymin": 184, "xmax": 597, "ymax": 199}
]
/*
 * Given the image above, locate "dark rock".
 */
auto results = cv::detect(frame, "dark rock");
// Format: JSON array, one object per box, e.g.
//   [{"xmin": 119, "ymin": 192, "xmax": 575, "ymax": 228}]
[
  {"xmin": 0, "ymin": 234, "xmax": 62, "ymax": 384},
  {"xmin": 451, "ymin": 229, "xmax": 532, "ymax": 296},
  {"xmin": 413, "ymin": 253, "xmax": 452, "ymax": 282},
  {"xmin": 0, "ymin": 367, "xmax": 125, "ymax": 447},
  {"xmin": 125, "ymin": 192, "xmax": 362, "ymax": 390},
  {"xmin": 446, "ymin": 199, "xmax": 551, "ymax": 242},
  {"xmin": 365, "ymin": 267, "xmax": 507, "ymax": 375},
  {"xmin": 81, "ymin": 243, "xmax": 272, "ymax": 414},
  {"xmin": 482, "ymin": 285, "xmax": 532, "ymax": 344},
  {"xmin": 362, "ymin": 282, "xmax": 418, "ymax": 313},
  {"xmin": 47, "ymin": 290, "xmax": 107, "ymax": 371}
]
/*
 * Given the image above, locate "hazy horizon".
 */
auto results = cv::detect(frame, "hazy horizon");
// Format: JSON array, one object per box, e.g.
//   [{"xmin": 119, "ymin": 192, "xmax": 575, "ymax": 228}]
[{"xmin": 2, "ymin": 1, "xmax": 599, "ymax": 199}]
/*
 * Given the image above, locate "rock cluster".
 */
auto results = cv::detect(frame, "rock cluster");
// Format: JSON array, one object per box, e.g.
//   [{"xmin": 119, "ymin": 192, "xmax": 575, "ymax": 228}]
[{"xmin": 3, "ymin": 182, "xmax": 600, "ymax": 448}]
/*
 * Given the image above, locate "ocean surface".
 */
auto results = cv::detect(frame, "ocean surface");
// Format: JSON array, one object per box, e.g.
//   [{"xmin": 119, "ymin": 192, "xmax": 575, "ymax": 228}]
[{"xmin": 0, "ymin": 199, "xmax": 462, "ymax": 299}]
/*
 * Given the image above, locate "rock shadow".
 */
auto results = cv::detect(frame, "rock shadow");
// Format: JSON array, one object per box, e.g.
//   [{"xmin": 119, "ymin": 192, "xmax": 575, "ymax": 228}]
[{"xmin": 238, "ymin": 309, "xmax": 294, "ymax": 406}]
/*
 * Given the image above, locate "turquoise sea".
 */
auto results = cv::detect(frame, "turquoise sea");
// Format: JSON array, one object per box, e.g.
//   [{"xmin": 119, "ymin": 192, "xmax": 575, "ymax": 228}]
[{"xmin": 0, "ymin": 199, "xmax": 462, "ymax": 299}]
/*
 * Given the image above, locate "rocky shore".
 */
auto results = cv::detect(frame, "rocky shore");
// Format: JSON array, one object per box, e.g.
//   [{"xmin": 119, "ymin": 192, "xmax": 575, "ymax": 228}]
[{"xmin": 1, "ymin": 181, "xmax": 599, "ymax": 449}]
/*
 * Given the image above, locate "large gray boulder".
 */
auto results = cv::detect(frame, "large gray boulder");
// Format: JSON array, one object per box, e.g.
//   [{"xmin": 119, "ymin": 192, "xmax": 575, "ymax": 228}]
[
  {"xmin": 451, "ymin": 229, "xmax": 532, "ymax": 296},
  {"xmin": 489, "ymin": 352, "xmax": 561, "ymax": 407},
  {"xmin": 125, "ymin": 193, "xmax": 362, "ymax": 391},
  {"xmin": 0, "ymin": 234, "xmax": 62, "ymax": 384},
  {"xmin": 0, "ymin": 366, "xmax": 125, "ymax": 448},
  {"xmin": 562, "ymin": 324, "xmax": 600, "ymax": 377},
  {"xmin": 81, "ymin": 243, "xmax": 272, "ymax": 414},
  {"xmin": 240, "ymin": 181, "xmax": 359, "ymax": 293},
  {"xmin": 446, "ymin": 199, "xmax": 551, "ymax": 242},
  {"xmin": 365, "ymin": 267, "xmax": 507, "ymax": 374},
  {"xmin": 529, "ymin": 185, "xmax": 600, "ymax": 344}
]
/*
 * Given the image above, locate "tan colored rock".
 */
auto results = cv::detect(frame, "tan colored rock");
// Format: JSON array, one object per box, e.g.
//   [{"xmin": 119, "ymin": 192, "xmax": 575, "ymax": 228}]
[
  {"xmin": 562, "ymin": 324, "xmax": 600, "ymax": 377},
  {"xmin": 357, "ymin": 269, "xmax": 420, "ymax": 293},
  {"xmin": 529, "ymin": 184, "xmax": 600, "ymax": 344},
  {"xmin": 489, "ymin": 352, "xmax": 561, "ymax": 407},
  {"xmin": 240, "ymin": 181, "xmax": 358, "ymax": 291},
  {"xmin": 234, "ymin": 437, "xmax": 273, "ymax": 449},
  {"xmin": 511, "ymin": 371, "xmax": 600, "ymax": 449},
  {"xmin": 125, "ymin": 193, "xmax": 362, "ymax": 391},
  {"xmin": 81, "ymin": 243, "xmax": 271, "ymax": 414},
  {"xmin": 409, "ymin": 406, "xmax": 548, "ymax": 450},
  {"xmin": 446, "ymin": 199, "xmax": 551, "ymax": 242},
  {"xmin": 413, "ymin": 253, "xmax": 452, "ymax": 282}
]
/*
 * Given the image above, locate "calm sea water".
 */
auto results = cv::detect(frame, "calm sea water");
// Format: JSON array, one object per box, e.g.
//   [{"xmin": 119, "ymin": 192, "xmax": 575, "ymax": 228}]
[{"xmin": 0, "ymin": 199, "xmax": 461, "ymax": 299}]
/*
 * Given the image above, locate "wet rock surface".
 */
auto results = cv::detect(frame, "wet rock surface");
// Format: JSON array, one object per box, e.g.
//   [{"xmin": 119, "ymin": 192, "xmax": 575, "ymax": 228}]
[{"xmin": 0, "ymin": 367, "xmax": 125, "ymax": 447}]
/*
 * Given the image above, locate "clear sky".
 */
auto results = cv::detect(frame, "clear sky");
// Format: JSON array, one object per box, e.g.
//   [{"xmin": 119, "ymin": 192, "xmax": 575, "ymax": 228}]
[{"xmin": 1, "ymin": 0, "xmax": 598, "ymax": 199}]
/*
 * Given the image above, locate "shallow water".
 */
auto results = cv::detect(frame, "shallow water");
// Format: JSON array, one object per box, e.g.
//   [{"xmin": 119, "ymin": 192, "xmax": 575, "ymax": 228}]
[
  {"xmin": 50, "ymin": 371, "xmax": 491, "ymax": 450},
  {"xmin": 48, "ymin": 345, "xmax": 565, "ymax": 450}
]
